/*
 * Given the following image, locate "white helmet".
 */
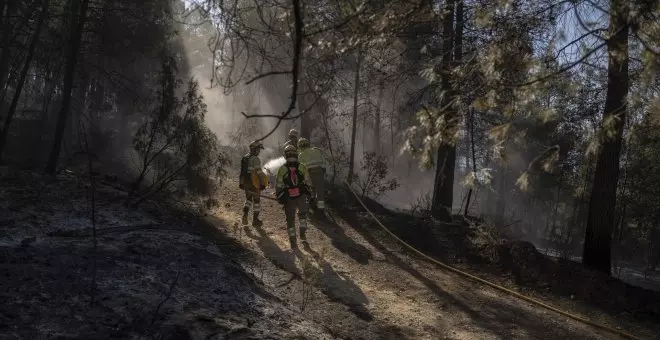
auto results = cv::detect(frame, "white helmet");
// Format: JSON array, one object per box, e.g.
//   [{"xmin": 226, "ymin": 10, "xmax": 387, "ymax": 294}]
[{"xmin": 288, "ymin": 128, "xmax": 299, "ymax": 138}]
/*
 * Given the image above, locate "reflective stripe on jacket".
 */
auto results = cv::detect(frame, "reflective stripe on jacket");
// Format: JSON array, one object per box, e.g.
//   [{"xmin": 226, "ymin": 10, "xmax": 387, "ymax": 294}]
[
  {"xmin": 247, "ymin": 155, "xmax": 264, "ymax": 189},
  {"xmin": 276, "ymin": 162, "xmax": 311, "ymax": 190},
  {"xmin": 298, "ymin": 146, "xmax": 325, "ymax": 169}
]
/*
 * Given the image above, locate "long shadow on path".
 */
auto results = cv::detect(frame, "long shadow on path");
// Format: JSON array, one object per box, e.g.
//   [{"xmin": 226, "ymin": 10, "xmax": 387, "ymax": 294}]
[
  {"xmin": 301, "ymin": 242, "xmax": 372, "ymax": 321},
  {"xmin": 244, "ymin": 222, "xmax": 373, "ymax": 321},
  {"xmin": 243, "ymin": 223, "xmax": 299, "ymax": 277},
  {"xmin": 330, "ymin": 201, "xmax": 605, "ymax": 339},
  {"xmin": 310, "ymin": 212, "xmax": 371, "ymax": 265}
]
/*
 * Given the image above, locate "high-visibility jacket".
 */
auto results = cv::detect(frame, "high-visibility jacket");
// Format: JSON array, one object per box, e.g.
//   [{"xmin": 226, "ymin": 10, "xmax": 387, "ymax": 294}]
[
  {"xmin": 298, "ymin": 146, "xmax": 325, "ymax": 170},
  {"xmin": 242, "ymin": 154, "xmax": 267, "ymax": 189},
  {"xmin": 276, "ymin": 162, "xmax": 311, "ymax": 196}
]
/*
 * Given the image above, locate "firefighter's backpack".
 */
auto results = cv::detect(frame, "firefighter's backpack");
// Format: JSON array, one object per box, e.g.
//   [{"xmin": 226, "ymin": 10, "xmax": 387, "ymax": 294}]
[{"xmin": 239, "ymin": 153, "xmax": 250, "ymax": 189}]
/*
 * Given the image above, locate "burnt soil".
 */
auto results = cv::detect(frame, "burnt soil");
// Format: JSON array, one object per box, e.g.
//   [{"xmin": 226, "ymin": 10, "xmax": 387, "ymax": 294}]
[{"xmin": 1, "ymin": 169, "xmax": 659, "ymax": 339}]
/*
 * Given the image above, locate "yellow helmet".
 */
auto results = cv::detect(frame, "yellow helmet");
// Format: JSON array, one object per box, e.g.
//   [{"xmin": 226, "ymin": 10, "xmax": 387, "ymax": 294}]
[
  {"xmin": 288, "ymin": 128, "xmax": 299, "ymax": 138},
  {"xmin": 284, "ymin": 144, "xmax": 298, "ymax": 158},
  {"xmin": 249, "ymin": 140, "xmax": 264, "ymax": 150},
  {"xmin": 297, "ymin": 137, "xmax": 310, "ymax": 149}
]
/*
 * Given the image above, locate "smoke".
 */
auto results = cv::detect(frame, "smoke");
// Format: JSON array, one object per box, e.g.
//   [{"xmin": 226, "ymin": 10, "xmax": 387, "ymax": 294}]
[
  {"xmin": 176, "ymin": 6, "xmax": 295, "ymax": 152},
  {"xmin": 174, "ymin": 4, "xmax": 545, "ymax": 242},
  {"xmin": 263, "ymin": 156, "xmax": 286, "ymax": 176}
]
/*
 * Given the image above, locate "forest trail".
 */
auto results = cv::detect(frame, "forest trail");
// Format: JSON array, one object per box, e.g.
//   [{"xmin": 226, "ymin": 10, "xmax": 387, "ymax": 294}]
[{"xmin": 213, "ymin": 178, "xmax": 633, "ymax": 340}]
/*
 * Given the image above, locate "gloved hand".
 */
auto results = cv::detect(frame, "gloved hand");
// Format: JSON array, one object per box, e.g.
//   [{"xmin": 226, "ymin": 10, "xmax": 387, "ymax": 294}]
[{"xmin": 276, "ymin": 189, "xmax": 287, "ymax": 205}]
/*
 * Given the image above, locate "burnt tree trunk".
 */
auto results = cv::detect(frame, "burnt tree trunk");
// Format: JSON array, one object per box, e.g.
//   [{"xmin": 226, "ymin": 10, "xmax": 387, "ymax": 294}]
[
  {"xmin": 0, "ymin": 0, "xmax": 49, "ymax": 160},
  {"xmin": 374, "ymin": 80, "xmax": 384, "ymax": 154},
  {"xmin": 582, "ymin": 0, "xmax": 629, "ymax": 275},
  {"xmin": 347, "ymin": 50, "xmax": 361, "ymax": 184},
  {"xmin": 464, "ymin": 108, "xmax": 477, "ymax": 217},
  {"xmin": 45, "ymin": 0, "xmax": 90, "ymax": 174},
  {"xmin": 0, "ymin": 0, "xmax": 14, "ymax": 103},
  {"xmin": 298, "ymin": 67, "xmax": 314, "ymax": 139},
  {"xmin": 430, "ymin": 0, "xmax": 456, "ymax": 221}
]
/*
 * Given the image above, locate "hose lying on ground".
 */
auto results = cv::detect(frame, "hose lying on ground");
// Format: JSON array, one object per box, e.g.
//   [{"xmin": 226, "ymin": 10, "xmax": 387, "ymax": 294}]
[
  {"xmin": 341, "ymin": 180, "xmax": 641, "ymax": 340},
  {"xmin": 238, "ymin": 179, "xmax": 641, "ymax": 339}
]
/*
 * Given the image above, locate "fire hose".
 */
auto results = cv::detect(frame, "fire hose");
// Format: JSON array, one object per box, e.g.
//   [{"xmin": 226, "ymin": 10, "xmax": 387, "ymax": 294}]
[
  {"xmin": 341, "ymin": 179, "xmax": 641, "ymax": 340},
  {"xmin": 243, "ymin": 166, "xmax": 641, "ymax": 338}
]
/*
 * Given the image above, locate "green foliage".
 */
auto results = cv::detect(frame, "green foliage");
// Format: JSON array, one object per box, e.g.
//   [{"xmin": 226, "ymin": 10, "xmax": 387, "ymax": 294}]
[
  {"xmin": 352, "ymin": 151, "xmax": 399, "ymax": 200},
  {"xmin": 130, "ymin": 56, "xmax": 227, "ymax": 205}
]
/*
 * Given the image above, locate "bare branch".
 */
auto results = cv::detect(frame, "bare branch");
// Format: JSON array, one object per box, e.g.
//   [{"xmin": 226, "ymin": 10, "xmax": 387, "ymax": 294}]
[
  {"xmin": 250, "ymin": 0, "xmax": 304, "ymax": 142},
  {"xmin": 573, "ymin": 4, "xmax": 606, "ymax": 41},
  {"xmin": 554, "ymin": 28, "xmax": 606, "ymax": 59},
  {"xmin": 244, "ymin": 70, "xmax": 292, "ymax": 85},
  {"xmin": 513, "ymin": 40, "xmax": 607, "ymax": 88}
]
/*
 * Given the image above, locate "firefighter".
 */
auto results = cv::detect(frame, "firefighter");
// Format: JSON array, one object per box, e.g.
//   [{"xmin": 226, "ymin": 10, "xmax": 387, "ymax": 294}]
[
  {"xmin": 239, "ymin": 140, "xmax": 267, "ymax": 227},
  {"xmin": 297, "ymin": 138, "xmax": 326, "ymax": 211},
  {"xmin": 282, "ymin": 128, "xmax": 299, "ymax": 153},
  {"xmin": 275, "ymin": 144, "xmax": 312, "ymax": 249}
]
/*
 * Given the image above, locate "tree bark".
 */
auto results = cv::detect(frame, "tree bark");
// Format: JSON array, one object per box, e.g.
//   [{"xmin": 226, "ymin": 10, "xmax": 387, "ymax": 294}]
[
  {"xmin": 45, "ymin": 0, "xmax": 90, "ymax": 174},
  {"xmin": 374, "ymin": 80, "xmax": 384, "ymax": 154},
  {"xmin": 582, "ymin": 0, "xmax": 629, "ymax": 275},
  {"xmin": 299, "ymin": 66, "xmax": 313, "ymax": 139},
  {"xmin": 0, "ymin": 0, "xmax": 13, "ymax": 103},
  {"xmin": 0, "ymin": 0, "xmax": 49, "ymax": 160},
  {"xmin": 320, "ymin": 101, "xmax": 337, "ymax": 186},
  {"xmin": 464, "ymin": 108, "xmax": 477, "ymax": 217},
  {"xmin": 430, "ymin": 0, "xmax": 456, "ymax": 221},
  {"xmin": 347, "ymin": 50, "xmax": 361, "ymax": 184},
  {"xmin": 495, "ymin": 165, "xmax": 507, "ymax": 223}
]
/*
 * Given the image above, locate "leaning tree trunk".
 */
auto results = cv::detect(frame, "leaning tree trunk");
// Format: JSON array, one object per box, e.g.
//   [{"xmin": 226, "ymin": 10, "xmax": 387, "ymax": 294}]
[
  {"xmin": 45, "ymin": 0, "xmax": 90, "ymax": 174},
  {"xmin": 347, "ymin": 50, "xmax": 362, "ymax": 184},
  {"xmin": 582, "ymin": 0, "xmax": 629, "ymax": 275},
  {"xmin": 431, "ymin": 0, "xmax": 457, "ymax": 221},
  {"xmin": 0, "ymin": 0, "xmax": 49, "ymax": 160}
]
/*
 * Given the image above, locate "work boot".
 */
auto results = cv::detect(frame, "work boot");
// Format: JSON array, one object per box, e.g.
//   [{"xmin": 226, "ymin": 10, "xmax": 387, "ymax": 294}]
[
  {"xmin": 242, "ymin": 207, "xmax": 249, "ymax": 226},
  {"xmin": 289, "ymin": 237, "xmax": 298, "ymax": 249}
]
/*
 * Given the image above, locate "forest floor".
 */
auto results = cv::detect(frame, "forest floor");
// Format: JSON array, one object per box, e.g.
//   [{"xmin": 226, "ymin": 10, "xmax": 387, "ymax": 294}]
[
  {"xmin": 213, "ymin": 178, "xmax": 660, "ymax": 340},
  {"xmin": 1, "ymin": 168, "xmax": 659, "ymax": 339}
]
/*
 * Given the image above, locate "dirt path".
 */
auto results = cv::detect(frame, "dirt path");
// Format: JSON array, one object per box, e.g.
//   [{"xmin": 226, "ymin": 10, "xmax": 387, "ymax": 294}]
[{"xmin": 214, "ymin": 179, "xmax": 628, "ymax": 340}]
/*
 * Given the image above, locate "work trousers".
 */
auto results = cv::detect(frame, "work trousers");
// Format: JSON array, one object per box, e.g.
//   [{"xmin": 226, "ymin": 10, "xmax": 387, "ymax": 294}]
[
  {"xmin": 243, "ymin": 188, "xmax": 261, "ymax": 215},
  {"xmin": 283, "ymin": 196, "xmax": 308, "ymax": 239},
  {"xmin": 308, "ymin": 167, "xmax": 326, "ymax": 209}
]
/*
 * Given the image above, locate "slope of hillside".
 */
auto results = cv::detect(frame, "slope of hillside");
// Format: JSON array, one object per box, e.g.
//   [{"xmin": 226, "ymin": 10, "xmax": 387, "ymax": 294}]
[
  {"xmin": 0, "ymin": 168, "xmax": 334, "ymax": 339},
  {"xmin": 214, "ymin": 178, "xmax": 660, "ymax": 340},
  {"xmin": 2, "ymin": 167, "xmax": 658, "ymax": 339}
]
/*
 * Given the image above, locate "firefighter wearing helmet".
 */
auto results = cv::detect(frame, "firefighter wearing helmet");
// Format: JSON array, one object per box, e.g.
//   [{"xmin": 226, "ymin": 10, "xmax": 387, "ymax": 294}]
[
  {"xmin": 239, "ymin": 140, "xmax": 268, "ymax": 227},
  {"xmin": 275, "ymin": 144, "xmax": 312, "ymax": 249},
  {"xmin": 297, "ymin": 137, "xmax": 327, "ymax": 211},
  {"xmin": 281, "ymin": 128, "xmax": 299, "ymax": 154}
]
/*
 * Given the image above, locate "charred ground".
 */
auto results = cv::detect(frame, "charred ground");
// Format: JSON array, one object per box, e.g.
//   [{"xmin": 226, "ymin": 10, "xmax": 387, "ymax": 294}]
[{"xmin": 1, "ymin": 168, "xmax": 659, "ymax": 339}]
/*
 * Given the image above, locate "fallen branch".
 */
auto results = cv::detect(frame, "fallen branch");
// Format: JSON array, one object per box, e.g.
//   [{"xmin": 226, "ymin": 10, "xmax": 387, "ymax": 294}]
[{"xmin": 150, "ymin": 271, "xmax": 180, "ymax": 327}]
